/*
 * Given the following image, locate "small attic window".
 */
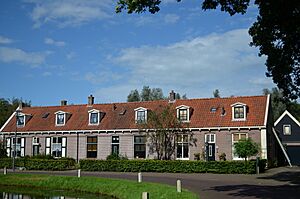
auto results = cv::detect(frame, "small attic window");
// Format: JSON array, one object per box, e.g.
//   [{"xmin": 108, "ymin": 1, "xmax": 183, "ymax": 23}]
[
  {"xmin": 210, "ymin": 107, "xmax": 217, "ymax": 112},
  {"xmin": 55, "ymin": 111, "xmax": 69, "ymax": 126},
  {"xmin": 231, "ymin": 102, "xmax": 247, "ymax": 121},
  {"xmin": 42, "ymin": 113, "xmax": 50, "ymax": 118},
  {"xmin": 88, "ymin": 109, "xmax": 100, "ymax": 125}
]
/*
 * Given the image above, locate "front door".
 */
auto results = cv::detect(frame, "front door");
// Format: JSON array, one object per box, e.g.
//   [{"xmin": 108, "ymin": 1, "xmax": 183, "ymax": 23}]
[
  {"xmin": 205, "ymin": 134, "xmax": 216, "ymax": 161},
  {"xmin": 206, "ymin": 143, "xmax": 215, "ymax": 161}
]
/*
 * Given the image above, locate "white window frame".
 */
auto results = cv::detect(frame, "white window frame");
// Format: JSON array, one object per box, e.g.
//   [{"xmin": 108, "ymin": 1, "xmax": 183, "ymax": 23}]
[
  {"xmin": 55, "ymin": 111, "xmax": 67, "ymax": 126},
  {"xmin": 205, "ymin": 134, "xmax": 216, "ymax": 143},
  {"xmin": 16, "ymin": 113, "xmax": 26, "ymax": 127},
  {"xmin": 176, "ymin": 134, "xmax": 189, "ymax": 160},
  {"xmin": 46, "ymin": 137, "xmax": 67, "ymax": 158},
  {"xmin": 176, "ymin": 105, "xmax": 190, "ymax": 122},
  {"xmin": 283, "ymin": 124, "xmax": 291, "ymax": 135},
  {"xmin": 88, "ymin": 109, "xmax": 100, "ymax": 125},
  {"xmin": 231, "ymin": 102, "xmax": 247, "ymax": 121},
  {"xmin": 134, "ymin": 107, "xmax": 147, "ymax": 124},
  {"xmin": 232, "ymin": 133, "xmax": 248, "ymax": 160}
]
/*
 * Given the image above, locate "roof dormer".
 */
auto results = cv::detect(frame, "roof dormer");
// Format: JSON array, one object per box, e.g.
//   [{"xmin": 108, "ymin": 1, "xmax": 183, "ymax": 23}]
[
  {"xmin": 16, "ymin": 112, "xmax": 31, "ymax": 128},
  {"xmin": 134, "ymin": 107, "xmax": 148, "ymax": 124},
  {"xmin": 231, "ymin": 102, "xmax": 247, "ymax": 121},
  {"xmin": 176, "ymin": 105, "xmax": 190, "ymax": 122},
  {"xmin": 55, "ymin": 111, "xmax": 70, "ymax": 126},
  {"xmin": 88, "ymin": 109, "xmax": 100, "ymax": 125}
]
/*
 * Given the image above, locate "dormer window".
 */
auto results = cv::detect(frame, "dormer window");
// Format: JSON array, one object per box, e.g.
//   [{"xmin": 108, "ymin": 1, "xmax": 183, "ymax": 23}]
[
  {"xmin": 55, "ymin": 111, "xmax": 68, "ymax": 126},
  {"xmin": 176, "ymin": 105, "xmax": 190, "ymax": 122},
  {"xmin": 88, "ymin": 109, "xmax": 100, "ymax": 125},
  {"xmin": 134, "ymin": 107, "xmax": 147, "ymax": 124},
  {"xmin": 17, "ymin": 114, "xmax": 25, "ymax": 127},
  {"xmin": 231, "ymin": 102, "xmax": 247, "ymax": 121}
]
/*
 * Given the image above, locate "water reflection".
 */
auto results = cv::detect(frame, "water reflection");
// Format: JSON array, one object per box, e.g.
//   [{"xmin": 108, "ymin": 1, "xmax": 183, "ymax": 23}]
[{"xmin": 0, "ymin": 186, "xmax": 113, "ymax": 199}]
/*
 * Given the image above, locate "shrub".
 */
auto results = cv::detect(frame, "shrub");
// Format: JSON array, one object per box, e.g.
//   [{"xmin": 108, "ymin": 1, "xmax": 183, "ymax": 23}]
[
  {"xmin": 80, "ymin": 159, "xmax": 262, "ymax": 174},
  {"xmin": 0, "ymin": 156, "xmax": 76, "ymax": 170},
  {"xmin": 106, "ymin": 153, "xmax": 128, "ymax": 160}
]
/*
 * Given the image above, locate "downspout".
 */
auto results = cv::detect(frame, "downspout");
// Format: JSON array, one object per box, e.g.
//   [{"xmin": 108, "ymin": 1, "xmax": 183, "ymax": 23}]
[
  {"xmin": 272, "ymin": 127, "xmax": 292, "ymax": 167},
  {"xmin": 76, "ymin": 132, "xmax": 79, "ymax": 163}
]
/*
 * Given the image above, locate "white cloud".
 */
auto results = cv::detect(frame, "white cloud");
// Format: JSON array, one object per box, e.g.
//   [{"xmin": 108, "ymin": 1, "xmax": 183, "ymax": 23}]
[
  {"xmin": 42, "ymin": 71, "xmax": 52, "ymax": 76},
  {"xmin": 84, "ymin": 69, "xmax": 123, "ymax": 84},
  {"xmin": 66, "ymin": 52, "xmax": 76, "ymax": 60},
  {"xmin": 0, "ymin": 47, "xmax": 47, "ymax": 67},
  {"xmin": 164, "ymin": 14, "xmax": 180, "ymax": 24},
  {"xmin": 25, "ymin": 0, "xmax": 112, "ymax": 28},
  {"xmin": 0, "ymin": 36, "xmax": 14, "ymax": 44},
  {"xmin": 113, "ymin": 29, "xmax": 269, "ymax": 98},
  {"xmin": 44, "ymin": 37, "xmax": 66, "ymax": 47}
]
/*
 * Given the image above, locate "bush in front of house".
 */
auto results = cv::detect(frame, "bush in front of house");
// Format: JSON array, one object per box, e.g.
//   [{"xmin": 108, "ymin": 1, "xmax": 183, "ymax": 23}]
[
  {"xmin": 0, "ymin": 156, "xmax": 76, "ymax": 170},
  {"xmin": 80, "ymin": 159, "xmax": 261, "ymax": 174}
]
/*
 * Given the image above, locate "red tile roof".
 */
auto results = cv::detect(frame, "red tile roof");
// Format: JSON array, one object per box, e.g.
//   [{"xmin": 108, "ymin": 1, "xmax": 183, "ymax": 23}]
[{"xmin": 0, "ymin": 95, "xmax": 269, "ymax": 133}]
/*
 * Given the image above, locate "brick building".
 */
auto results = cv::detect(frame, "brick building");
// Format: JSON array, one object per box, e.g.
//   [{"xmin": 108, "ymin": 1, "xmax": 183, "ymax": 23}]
[{"xmin": 0, "ymin": 92, "xmax": 276, "ymax": 162}]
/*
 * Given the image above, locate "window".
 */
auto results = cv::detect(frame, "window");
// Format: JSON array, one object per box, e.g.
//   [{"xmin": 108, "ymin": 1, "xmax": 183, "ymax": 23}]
[
  {"xmin": 176, "ymin": 105, "xmax": 190, "ymax": 122},
  {"xmin": 56, "ymin": 113, "xmax": 65, "ymax": 125},
  {"xmin": 9, "ymin": 137, "xmax": 25, "ymax": 157},
  {"xmin": 46, "ymin": 137, "xmax": 67, "ymax": 158},
  {"xmin": 88, "ymin": 109, "xmax": 100, "ymax": 125},
  {"xmin": 231, "ymin": 102, "xmax": 247, "ymax": 120},
  {"xmin": 283, "ymin": 125, "xmax": 291, "ymax": 135},
  {"xmin": 87, "ymin": 136, "xmax": 97, "ymax": 158},
  {"xmin": 111, "ymin": 136, "xmax": 119, "ymax": 155},
  {"xmin": 176, "ymin": 134, "xmax": 189, "ymax": 160},
  {"xmin": 205, "ymin": 134, "xmax": 215, "ymax": 143},
  {"xmin": 179, "ymin": 109, "xmax": 188, "ymax": 121},
  {"xmin": 32, "ymin": 137, "xmax": 40, "ymax": 156},
  {"xmin": 134, "ymin": 136, "xmax": 146, "ymax": 158},
  {"xmin": 232, "ymin": 133, "xmax": 248, "ymax": 160},
  {"xmin": 234, "ymin": 107, "xmax": 245, "ymax": 119},
  {"xmin": 134, "ymin": 107, "xmax": 147, "ymax": 124},
  {"xmin": 17, "ymin": 115, "xmax": 25, "ymax": 127}
]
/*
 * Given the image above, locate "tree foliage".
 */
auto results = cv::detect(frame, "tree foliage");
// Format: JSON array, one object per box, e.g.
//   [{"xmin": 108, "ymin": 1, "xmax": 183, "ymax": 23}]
[
  {"xmin": 0, "ymin": 141, "xmax": 7, "ymax": 158},
  {"xmin": 138, "ymin": 105, "xmax": 195, "ymax": 160},
  {"xmin": 116, "ymin": 0, "xmax": 300, "ymax": 100},
  {"xmin": 263, "ymin": 87, "xmax": 300, "ymax": 121},
  {"xmin": 0, "ymin": 98, "xmax": 31, "ymax": 128},
  {"xmin": 213, "ymin": 89, "xmax": 220, "ymax": 98},
  {"xmin": 234, "ymin": 138, "xmax": 259, "ymax": 161},
  {"xmin": 127, "ymin": 86, "xmax": 187, "ymax": 102}
]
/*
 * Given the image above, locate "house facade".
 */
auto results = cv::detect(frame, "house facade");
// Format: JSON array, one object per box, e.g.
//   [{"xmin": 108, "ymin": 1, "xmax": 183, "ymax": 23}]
[
  {"xmin": 0, "ymin": 93, "xmax": 276, "ymax": 162},
  {"xmin": 274, "ymin": 110, "xmax": 300, "ymax": 165}
]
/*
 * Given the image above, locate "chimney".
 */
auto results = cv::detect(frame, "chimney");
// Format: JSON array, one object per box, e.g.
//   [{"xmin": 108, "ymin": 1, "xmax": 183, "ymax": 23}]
[
  {"xmin": 88, "ymin": 95, "xmax": 94, "ymax": 106},
  {"xmin": 61, "ymin": 100, "xmax": 67, "ymax": 106},
  {"xmin": 169, "ymin": 90, "xmax": 176, "ymax": 103},
  {"xmin": 18, "ymin": 102, "xmax": 23, "ymax": 110}
]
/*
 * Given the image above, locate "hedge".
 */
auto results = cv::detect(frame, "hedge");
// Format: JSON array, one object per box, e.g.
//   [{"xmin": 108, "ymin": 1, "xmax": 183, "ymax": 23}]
[
  {"xmin": 0, "ymin": 157, "xmax": 76, "ymax": 170},
  {"xmin": 80, "ymin": 159, "xmax": 266, "ymax": 174}
]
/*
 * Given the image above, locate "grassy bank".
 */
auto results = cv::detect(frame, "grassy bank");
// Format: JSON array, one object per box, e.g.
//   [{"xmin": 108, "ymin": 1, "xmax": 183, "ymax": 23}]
[{"xmin": 0, "ymin": 174, "xmax": 198, "ymax": 199}]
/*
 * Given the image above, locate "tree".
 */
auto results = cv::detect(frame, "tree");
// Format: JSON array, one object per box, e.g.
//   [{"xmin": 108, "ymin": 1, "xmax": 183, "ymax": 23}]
[
  {"xmin": 0, "ymin": 141, "xmax": 7, "ymax": 158},
  {"xmin": 0, "ymin": 98, "xmax": 31, "ymax": 128},
  {"xmin": 150, "ymin": 88, "xmax": 164, "ymax": 100},
  {"xmin": 263, "ymin": 88, "xmax": 287, "ymax": 120},
  {"xmin": 138, "ymin": 105, "xmax": 195, "ymax": 160},
  {"xmin": 263, "ymin": 87, "xmax": 300, "ymax": 121},
  {"xmin": 116, "ymin": 0, "xmax": 300, "ymax": 100},
  {"xmin": 141, "ymin": 86, "xmax": 152, "ymax": 101},
  {"xmin": 127, "ymin": 89, "xmax": 140, "ymax": 102},
  {"xmin": 213, "ymin": 89, "xmax": 220, "ymax": 98},
  {"xmin": 127, "ymin": 86, "xmax": 187, "ymax": 102},
  {"xmin": 234, "ymin": 138, "xmax": 259, "ymax": 161}
]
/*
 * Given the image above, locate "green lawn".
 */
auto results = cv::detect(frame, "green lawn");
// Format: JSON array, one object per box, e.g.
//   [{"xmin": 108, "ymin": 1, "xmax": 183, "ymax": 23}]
[{"xmin": 0, "ymin": 173, "xmax": 198, "ymax": 199}]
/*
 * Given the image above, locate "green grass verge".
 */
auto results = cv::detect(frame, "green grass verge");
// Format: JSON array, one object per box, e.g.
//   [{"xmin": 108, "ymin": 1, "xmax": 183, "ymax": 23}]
[{"xmin": 0, "ymin": 174, "xmax": 198, "ymax": 199}]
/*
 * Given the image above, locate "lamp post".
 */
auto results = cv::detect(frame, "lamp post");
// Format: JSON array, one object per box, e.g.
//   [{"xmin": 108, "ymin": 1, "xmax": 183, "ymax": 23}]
[{"xmin": 12, "ymin": 109, "xmax": 20, "ymax": 172}]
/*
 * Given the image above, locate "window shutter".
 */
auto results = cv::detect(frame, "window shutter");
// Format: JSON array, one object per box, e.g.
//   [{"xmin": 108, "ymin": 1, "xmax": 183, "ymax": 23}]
[
  {"xmin": 20, "ymin": 137, "xmax": 25, "ymax": 157},
  {"xmin": 46, "ymin": 137, "xmax": 51, "ymax": 155},
  {"xmin": 6, "ymin": 138, "xmax": 11, "ymax": 157},
  {"xmin": 61, "ymin": 137, "xmax": 67, "ymax": 157}
]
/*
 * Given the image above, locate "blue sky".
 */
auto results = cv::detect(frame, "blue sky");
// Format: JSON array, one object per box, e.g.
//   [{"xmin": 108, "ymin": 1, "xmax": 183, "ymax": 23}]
[{"xmin": 0, "ymin": 0, "xmax": 274, "ymax": 106}]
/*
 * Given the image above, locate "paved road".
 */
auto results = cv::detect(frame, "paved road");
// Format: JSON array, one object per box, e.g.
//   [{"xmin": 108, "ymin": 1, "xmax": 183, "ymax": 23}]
[{"xmin": 2, "ymin": 167, "xmax": 300, "ymax": 199}]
